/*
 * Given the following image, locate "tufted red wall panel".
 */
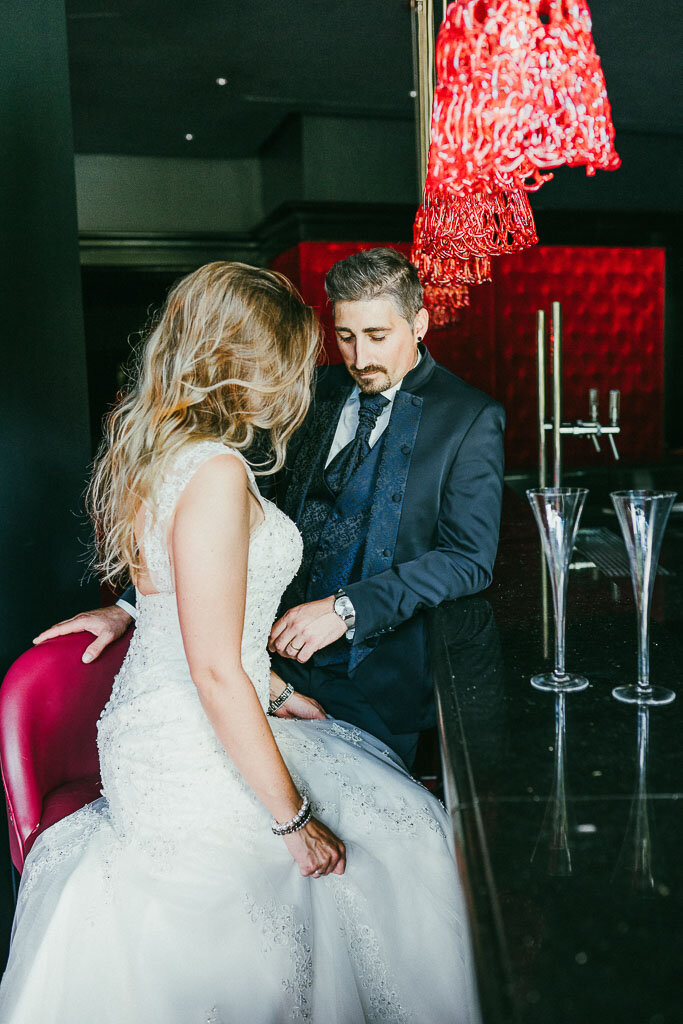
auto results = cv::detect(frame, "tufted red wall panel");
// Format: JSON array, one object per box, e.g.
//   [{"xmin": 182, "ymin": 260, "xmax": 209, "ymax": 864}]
[{"xmin": 271, "ymin": 243, "xmax": 665, "ymax": 469}]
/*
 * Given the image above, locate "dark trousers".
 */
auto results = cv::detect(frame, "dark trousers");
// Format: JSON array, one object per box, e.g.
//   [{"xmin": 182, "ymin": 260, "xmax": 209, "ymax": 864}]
[{"xmin": 271, "ymin": 652, "xmax": 420, "ymax": 770}]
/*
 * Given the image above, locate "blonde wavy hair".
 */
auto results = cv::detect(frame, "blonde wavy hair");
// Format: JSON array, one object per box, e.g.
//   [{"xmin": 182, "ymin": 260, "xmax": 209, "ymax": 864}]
[{"xmin": 88, "ymin": 261, "xmax": 322, "ymax": 586}]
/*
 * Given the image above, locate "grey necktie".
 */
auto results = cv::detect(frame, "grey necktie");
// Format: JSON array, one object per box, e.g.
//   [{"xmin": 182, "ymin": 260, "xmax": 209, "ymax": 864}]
[{"xmin": 324, "ymin": 392, "xmax": 389, "ymax": 496}]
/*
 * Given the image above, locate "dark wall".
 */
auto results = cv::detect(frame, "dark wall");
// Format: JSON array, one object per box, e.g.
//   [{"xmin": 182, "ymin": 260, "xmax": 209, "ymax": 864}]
[
  {"xmin": 0, "ymin": 0, "xmax": 97, "ymax": 674},
  {"xmin": 530, "ymin": 132, "xmax": 683, "ymax": 215},
  {"xmin": 82, "ymin": 268, "xmax": 182, "ymax": 450},
  {"xmin": 259, "ymin": 114, "xmax": 418, "ymax": 217}
]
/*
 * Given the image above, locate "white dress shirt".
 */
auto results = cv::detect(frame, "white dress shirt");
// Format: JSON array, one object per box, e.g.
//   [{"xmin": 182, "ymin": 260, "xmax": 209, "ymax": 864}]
[
  {"xmin": 116, "ymin": 596, "xmax": 138, "ymax": 619},
  {"xmin": 325, "ymin": 349, "xmax": 422, "ymax": 468}
]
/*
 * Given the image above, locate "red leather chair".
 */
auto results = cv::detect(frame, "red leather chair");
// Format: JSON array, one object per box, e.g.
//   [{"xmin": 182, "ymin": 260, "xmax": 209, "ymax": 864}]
[{"xmin": 0, "ymin": 630, "xmax": 132, "ymax": 872}]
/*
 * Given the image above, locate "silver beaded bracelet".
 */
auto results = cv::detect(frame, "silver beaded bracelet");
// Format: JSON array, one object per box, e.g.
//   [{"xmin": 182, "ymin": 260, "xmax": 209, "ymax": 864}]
[
  {"xmin": 272, "ymin": 795, "xmax": 312, "ymax": 836},
  {"xmin": 267, "ymin": 682, "xmax": 294, "ymax": 716}
]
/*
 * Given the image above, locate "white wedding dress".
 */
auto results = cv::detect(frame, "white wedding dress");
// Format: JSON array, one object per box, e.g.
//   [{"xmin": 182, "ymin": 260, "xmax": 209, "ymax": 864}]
[{"xmin": 0, "ymin": 441, "xmax": 478, "ymax": 1024}]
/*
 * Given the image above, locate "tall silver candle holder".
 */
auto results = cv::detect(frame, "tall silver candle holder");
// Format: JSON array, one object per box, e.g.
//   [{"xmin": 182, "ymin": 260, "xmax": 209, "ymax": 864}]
[
  {"xmin": 527, "ymin": 488, "xmax": 589, "ymax": 692},
  {"xmin": 610, "ymin": 490, "xmax": 677, "ymax": 706}
]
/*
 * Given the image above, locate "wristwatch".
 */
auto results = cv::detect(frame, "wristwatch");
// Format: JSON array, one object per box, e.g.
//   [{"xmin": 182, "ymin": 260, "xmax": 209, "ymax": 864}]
[{"xmin": 334, "ymin": 588, "xmax": 356, "ymax": 641}]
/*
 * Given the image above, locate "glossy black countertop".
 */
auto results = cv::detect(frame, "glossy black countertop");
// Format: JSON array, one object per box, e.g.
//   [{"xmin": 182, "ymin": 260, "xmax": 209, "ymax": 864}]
[{"xmin": 430, "ymin": 473, "xmax": 683, "ymax": 1024}]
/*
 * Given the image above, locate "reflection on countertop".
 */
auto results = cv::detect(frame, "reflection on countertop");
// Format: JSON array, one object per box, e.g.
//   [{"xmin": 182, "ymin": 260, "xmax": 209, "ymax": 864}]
[{"xmin": 430, "ymin": 475, "xmax": 683, "ymax": 1024}]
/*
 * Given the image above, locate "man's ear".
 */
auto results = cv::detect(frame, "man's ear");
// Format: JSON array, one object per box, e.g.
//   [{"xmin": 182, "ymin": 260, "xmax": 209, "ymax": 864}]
[{"xmin": 414, "ymin": 307, "xmax": 429, "ymax": 342}]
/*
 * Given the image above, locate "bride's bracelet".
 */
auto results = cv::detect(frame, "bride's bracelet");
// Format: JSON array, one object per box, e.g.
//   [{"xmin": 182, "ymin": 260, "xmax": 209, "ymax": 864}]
[
  {"xmin": 271, "ymin": 795, "xmax": 312, "ymax": 836},
  {"xmin": 267, "ymin": 682, "xmax": 294, "ymax": 716}
]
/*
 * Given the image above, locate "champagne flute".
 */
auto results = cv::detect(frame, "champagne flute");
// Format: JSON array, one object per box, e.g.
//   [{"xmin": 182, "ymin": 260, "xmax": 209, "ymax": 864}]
[
  {"xmin": 527, "ymin": 488, "xmax": 589, "ymax": 692},
  {"xmin": 611, "ymin": 490, "xmax": 677, "ymax": 705}
]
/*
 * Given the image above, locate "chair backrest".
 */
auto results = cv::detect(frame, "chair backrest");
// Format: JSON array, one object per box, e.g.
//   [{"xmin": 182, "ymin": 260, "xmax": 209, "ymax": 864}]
[{"xmin": 0, "ymin": 630, "xmax": 131, "ymax": 870}]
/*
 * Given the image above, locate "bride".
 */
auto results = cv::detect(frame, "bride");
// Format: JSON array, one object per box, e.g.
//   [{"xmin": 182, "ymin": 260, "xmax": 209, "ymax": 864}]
[{"xmin": 0, "ymin": 262, "xmax": 477, "ymax": 1023}]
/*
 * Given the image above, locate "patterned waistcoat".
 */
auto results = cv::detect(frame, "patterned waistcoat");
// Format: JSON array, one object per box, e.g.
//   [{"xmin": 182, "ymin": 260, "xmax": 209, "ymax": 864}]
[
  {"xmin": 280, "ymin": 433, "xmax": 385, "ymax": 665},
  {"xmin": 281, "ymin": 374, "xmax": 424, "ymax": 674}
]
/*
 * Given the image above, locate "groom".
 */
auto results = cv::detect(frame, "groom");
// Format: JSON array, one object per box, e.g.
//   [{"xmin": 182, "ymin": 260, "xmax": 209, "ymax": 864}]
[
  {"xmin": 36, "ymin": 248, "xmax": 504, "ymax": 767},
  {"xmin": 265, "ymin": 248, "xmax": 504, "ymax": 765}
]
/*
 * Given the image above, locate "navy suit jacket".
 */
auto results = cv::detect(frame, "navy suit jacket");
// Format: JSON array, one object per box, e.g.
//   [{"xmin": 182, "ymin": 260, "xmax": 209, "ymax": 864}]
[{"xmin": 277, "ymin": 344, "xmax": 505, "ymax": 732}]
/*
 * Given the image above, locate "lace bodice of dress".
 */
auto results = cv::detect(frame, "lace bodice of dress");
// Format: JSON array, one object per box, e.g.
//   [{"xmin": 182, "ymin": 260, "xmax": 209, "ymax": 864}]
[
  {"xmin": 142, "ymin": 440, "xmax": 294, "ymax": 592},
  {"xmin": 134, "ymin": 440, "xmax": 303, "ymax": 707}
]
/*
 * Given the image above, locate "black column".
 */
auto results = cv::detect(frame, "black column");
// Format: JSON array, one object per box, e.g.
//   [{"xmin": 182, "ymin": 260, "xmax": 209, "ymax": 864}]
[{"xmin": 0, "ymin": 0, "xmax": 97, "ymax": 673}]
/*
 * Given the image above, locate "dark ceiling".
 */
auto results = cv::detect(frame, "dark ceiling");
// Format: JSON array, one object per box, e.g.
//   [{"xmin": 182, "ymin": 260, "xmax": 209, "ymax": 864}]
[
  {"xmin": 66, "ymin": 0, "xmax": 415, "ymax": 158},
  {"xmin": 66, "ymin": 0, "xmax": 681, "ymax": 160}
]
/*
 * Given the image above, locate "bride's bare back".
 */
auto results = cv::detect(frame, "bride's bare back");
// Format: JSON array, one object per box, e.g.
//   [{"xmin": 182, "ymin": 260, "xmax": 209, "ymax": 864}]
[{"xmin": 132, "ymin": 456, "xmax": 266, "ymax": 597}]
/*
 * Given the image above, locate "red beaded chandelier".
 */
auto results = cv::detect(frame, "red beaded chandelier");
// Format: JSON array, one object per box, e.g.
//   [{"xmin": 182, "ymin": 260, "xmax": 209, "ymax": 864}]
[{"xmin": 413, "ymin": 0, "xmax": 620, "ymax": 322}]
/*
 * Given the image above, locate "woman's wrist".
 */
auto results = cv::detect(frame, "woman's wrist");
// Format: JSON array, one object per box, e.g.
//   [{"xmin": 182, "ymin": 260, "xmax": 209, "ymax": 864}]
[
  {"xmin": 269, "ymin": 670, "xmax": 288, "ymax": 699},
  {"xmin": 272, "ymin": 794, "xmax": 312, "ymax": 836},
  {"xmin": 267, "ymin": 681, "xmax": 294, "ymax": 715}
]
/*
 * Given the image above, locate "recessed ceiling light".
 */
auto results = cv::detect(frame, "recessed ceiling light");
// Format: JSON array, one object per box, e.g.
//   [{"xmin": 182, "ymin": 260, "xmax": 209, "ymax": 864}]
[
  {"xmin": 216, "ymin": 77, "xmax": 228, "ymax": 86},
  {"xmin": 185, "ymin": 133, "xmax": 194, "ymax": 141}
]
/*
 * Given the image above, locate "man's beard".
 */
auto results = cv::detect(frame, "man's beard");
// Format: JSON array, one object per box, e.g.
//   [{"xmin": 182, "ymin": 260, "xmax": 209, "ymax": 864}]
[{"xmin": 350, "ymin": 366, "xmax": 391, "ymax": 394}]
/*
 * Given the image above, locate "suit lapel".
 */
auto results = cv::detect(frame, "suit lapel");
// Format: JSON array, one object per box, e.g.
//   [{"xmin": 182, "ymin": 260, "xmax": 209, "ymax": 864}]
[
  {"xmin": 282, "ymin": 384, "xmax": 352, "ymax": 524},
  {"xmin": 349, "ymin": 391, "xmax": 422, "ymax": 672},
  {"xmin": 359, "ymin": 390, "xmax": 422, "ymax": 582}
]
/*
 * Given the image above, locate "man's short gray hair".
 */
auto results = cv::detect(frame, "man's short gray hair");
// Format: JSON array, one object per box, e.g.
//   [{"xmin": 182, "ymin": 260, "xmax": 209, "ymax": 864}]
[{"xmin": 324, "ymin": 247, "xmax": 424, "ymax": 324}]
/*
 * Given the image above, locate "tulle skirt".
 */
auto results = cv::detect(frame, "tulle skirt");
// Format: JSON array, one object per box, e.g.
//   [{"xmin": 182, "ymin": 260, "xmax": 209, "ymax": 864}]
[{"xmin": 0, "ymin": 717, "xmax": 479, "ymax": 1024}]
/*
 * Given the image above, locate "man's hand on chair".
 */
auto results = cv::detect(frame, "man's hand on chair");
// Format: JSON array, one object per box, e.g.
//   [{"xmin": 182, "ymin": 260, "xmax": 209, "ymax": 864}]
[{"xmin": 33, "ymin": 606, "xmax": 133, "ymax": 664}]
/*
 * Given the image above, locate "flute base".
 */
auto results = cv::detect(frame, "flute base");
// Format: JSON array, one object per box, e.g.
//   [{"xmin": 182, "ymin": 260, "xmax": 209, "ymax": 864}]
[
  {"xmin": 531, "ymin": 672, "xmax": 589, "ymax": 693},
  {"xmin": 612, "ymin": 684, "xmax": 676, "ymax": 706}
]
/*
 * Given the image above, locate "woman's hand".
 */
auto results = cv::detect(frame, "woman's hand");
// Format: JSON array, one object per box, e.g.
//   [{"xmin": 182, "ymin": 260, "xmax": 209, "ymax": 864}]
[
  {"xmin": 270, "ymin": 670, "xmax": 327, "ymax": 720},
  {"xmin": 282, "ymin": 818, "xmax": 346, "ymax": 878},
  {"xmin": 273, "ymin": 691, "xmax": 327, "ymax": 721}
]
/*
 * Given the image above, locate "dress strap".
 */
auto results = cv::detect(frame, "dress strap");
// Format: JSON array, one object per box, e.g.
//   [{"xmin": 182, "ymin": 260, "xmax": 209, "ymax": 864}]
[
  {"xmin": 142, "ymin": 441, "xmax": 262, "ymax": 593},
  {"xmin": 223, "ymin": 446, "xmax": 266, "ymax": 514}
]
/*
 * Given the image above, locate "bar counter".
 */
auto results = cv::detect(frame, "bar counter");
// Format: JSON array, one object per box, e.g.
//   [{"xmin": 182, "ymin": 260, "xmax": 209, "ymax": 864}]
[{"xmin": 430, "ymin": 473, "xmax": 683, "ymax": 1024}]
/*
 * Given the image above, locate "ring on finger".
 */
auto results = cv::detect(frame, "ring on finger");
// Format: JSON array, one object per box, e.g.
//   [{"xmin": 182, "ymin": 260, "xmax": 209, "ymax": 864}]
[{"xmin": 288, "ymin": 640, "xmax": 304, "ymax": 652}]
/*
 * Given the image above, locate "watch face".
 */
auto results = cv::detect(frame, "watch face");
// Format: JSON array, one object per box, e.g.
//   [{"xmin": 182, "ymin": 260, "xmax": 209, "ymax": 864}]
[{"xmin": 335, "ymin": 596, "xmax": 355, "ymax": 629}]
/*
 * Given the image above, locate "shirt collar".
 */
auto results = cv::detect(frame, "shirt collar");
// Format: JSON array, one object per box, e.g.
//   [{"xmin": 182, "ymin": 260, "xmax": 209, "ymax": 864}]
[{"xmin": 348, "ymin": 348, "xmax": 422, "ymax": 405}]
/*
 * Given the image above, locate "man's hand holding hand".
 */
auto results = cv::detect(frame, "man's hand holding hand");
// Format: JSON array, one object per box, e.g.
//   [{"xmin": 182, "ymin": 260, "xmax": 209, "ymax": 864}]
[
  {"xmin": 269, "ymin": 596, "xmax": 346, "ymax": 663},
  {"xmin": 33, "ymin": 605, "xmax": 133, "ymax": 663}
]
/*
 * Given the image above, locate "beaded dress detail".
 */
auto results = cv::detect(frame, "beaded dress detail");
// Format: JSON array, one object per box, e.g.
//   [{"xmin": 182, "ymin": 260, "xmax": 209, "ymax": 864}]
[{"xmin": 0, "ymin": 442, "xmax": 478, "ymax": 1024}]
